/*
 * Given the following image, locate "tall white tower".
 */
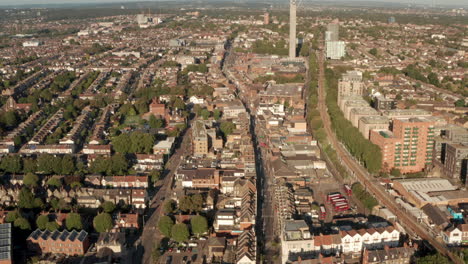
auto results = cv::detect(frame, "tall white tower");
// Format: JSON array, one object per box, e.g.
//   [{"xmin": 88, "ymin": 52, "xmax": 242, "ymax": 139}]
[{"xmin": 289, "ymin": 0, "xmax": 297, "ymax": 59}]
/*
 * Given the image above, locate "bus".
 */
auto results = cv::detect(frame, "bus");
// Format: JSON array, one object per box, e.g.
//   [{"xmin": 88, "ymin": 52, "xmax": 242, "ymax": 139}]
[
  {"xmin": 344, "ymin": 184, "xmax": 352, "ymax": 196},
  {"xmin": 335, "ymin": 205, "xmax": 350, "ymax": 211},
  {"xmin": 334, "ymin": 202, "xmax": 349, "ymax": 207},
  {"xmin": 330, "ymin": 197, "xmax": 346, "ymax": 203},
  {"xmin": 319, "ymin": 206, "xmax": 326, "ymax": 219},
  {"xmin": 327, "ymin": 193, "xmax": 341, "ymax": 202}
]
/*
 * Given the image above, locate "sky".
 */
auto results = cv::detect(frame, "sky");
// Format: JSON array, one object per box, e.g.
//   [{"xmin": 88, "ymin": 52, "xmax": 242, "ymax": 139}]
[{"xmin": 0, "ymin": 0, "xmax": 466, "ymax": 7}]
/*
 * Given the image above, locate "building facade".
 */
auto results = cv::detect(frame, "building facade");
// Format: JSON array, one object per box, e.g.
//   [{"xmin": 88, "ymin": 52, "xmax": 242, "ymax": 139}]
[{"xmin": 370, "ymin": 117, "xmax": 435, "ymax": 173}]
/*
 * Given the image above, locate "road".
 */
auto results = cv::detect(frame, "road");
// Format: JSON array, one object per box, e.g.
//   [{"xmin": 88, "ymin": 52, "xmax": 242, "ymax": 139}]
[
  {"xmin": 223, "ymin": 43, "xmax": 280, "ymax": 263},
  {"xmin": 314, "ymin": 42, "xmax": 463, "ymax": 264},
  {"xmin": 137, "ymin": 126, "xmax": 192, "ymax": 264}
]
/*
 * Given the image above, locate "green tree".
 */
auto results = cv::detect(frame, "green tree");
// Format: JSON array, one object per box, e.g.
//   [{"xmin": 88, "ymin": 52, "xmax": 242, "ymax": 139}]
[
  {"xmin": 90, "ymin": 157, "xmax": 111, "ymax": 175},
  {"xmin": 150, "ymin": 169, "xmax": 160, "ymax": 183},
  {"xmin": 22, "ymin": 158, "xmax": 37, "ymax": 173},
  {"xmin": 14, "ymin": 217, "xmax": 31, "ymax": 230},
  {"xmin": 191, "ymin": 194, "xmax": 204, "ymax": 213},
  {"xmin": 52, "ymin": 198, "xmax": 69, "ymax": 211},
  {"xmin": 0, "ymin": 155, "xmax": 22, "ymax": 174},
  {"xmin": 5, "ymin": 210, "xmax": 20, "ymax": 223},
  {"xmin": 46, "ymin": 177, "xmax": 62, "ymax": 187},
  {"xmin": 93, "ymin": 213, "xmax": 113, "ymax": 232},
  {"xmin": 36, "ymin": 215, "xmax": 49, "ymax": 230},
  {"xmin": 200, "ymin": 109, "xmax": 210, "ymax": 120},
  {"xmin": 299, "ymin": 42, "xmax": 310, "ymax": 57},
  {"xmin": 18, "ymin": 187, "xmax": 36, "ymax": 209},
  {"xmin": 193, "ymin": 105, "xmax": 202, "ymax": 116},
  {"xmin": 60, "ymin": 155, "xmax": 75, "ymax": 175},
  {"xmin": 37, "ymin": 154, "xmax": 56, "ymax": 174},
  {"xmin": 158, "ymin": 216, "xmax": 174, "ymax": 238},
  {"xmin": 149, "ymin": 115, "xmax": 165, "ymax": 129},
  {"xmin": 173, "ymin": 97, "xmax": 186, "ymax": 110},
  {"xmin": 23, "ymin": 173, "xmax": 39, "ymax": 187},
  {"xmin": 1, "ymin": 111, "xmax": 18, "ymax": 127},
  {"xmin": 220, "ymin": 121, "xmax": 236, "ymax": 137},
  {"xmin": 454, "ymin": 99, "xmax": 465, "ymax": 107},
  {"xmin": 66, "ymin": 213, "xmax": 83, "ymax": 230},
  {"xmin": 110, "ymin": 153, "xmax": 129, "ymax": 175},
  {"xmin": 213, "ymin": 109, "xmax": 221, "ymax": 121},
  {"xmin": 427, "ymin": 72, "xmax": 440, "ymax": 87},
  {"xmin": 112, "ymin": 133, "xmax": 131, "ymax": 153},
  {"xmin": 46, "ymin": 221, "xmax": 59, "ymax": 231},
  {"xmin": 190, "ymin": 215, "xmax": 208, "ymax": 236},
  {"xmin": 369, "ymin": 48, "xmax": 378, "ymax": 56},
  {"xmin": 101, "ymin": 201, "xmax": 116, "ymax": 213},
  {"xmin": 171, "ymin": 223, "xmax": 190, "ymax": 242},
  {"xmin": 163, "ymin": 199, "xmax": 176, "ymax": 214},
  {"xmin": 178, "ymin": 196, "xmax": 194, "ymax": 214},
  {"xmin": 390, "ymin": 168, "xmax": 401, "ymax": 177}
]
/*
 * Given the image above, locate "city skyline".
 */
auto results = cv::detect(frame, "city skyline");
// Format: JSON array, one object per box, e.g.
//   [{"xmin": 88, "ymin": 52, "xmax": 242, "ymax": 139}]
[{"xmin": 0, "ymin": 0, "xmax": 466, "ymax": 7}]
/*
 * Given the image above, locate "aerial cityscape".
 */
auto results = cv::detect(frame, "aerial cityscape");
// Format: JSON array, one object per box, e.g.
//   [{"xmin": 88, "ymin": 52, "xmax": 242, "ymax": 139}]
[{"xmin": 0, "ymin": 0, "xmax": 466, "ymax": 264}]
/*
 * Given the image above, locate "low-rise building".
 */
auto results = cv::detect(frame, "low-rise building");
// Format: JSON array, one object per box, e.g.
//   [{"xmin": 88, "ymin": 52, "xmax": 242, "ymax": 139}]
[{"xmin": 27, "ymin": 229, "xmax": 90, "ymax": 255}]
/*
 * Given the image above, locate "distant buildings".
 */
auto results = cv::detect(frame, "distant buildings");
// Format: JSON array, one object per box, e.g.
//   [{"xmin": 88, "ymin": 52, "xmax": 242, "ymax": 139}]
[
  {"xmin": 22, "ymin": 41, "xmax": 42, "ymax": 47},
  {"xmin": 326, "ymin": 22, "xmax": 339, "ymax": 41},
  {"xmin": 325, "ymin": 22, "xmax": 345, "ymax": 59},
  {"xmin": 264, "ymin": 12, "xmax": 270, "ymax": 25}
]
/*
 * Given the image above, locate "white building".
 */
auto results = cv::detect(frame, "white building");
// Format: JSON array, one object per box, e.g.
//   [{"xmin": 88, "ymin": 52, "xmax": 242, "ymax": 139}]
[
  {"xmin": 189, "ymin": 95, "xmax": 205, "ymax": 105},
  {"xmin": 326, "ymin": 41, "xmax": 345, "ymax": 60},
  {"xmin": 22, "ymin": 41, "xmax": 41, "ymax": 47}
]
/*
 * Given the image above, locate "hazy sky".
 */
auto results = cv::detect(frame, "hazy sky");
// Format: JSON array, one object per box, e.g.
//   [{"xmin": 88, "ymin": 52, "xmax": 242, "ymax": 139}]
[{"xmin": 0, "ymin": 0, "xmax": 466, "ymax": 6}]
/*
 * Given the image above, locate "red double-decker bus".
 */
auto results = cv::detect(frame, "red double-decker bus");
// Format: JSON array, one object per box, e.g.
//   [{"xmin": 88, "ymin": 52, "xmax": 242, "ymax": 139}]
[
  {"xmin": 319, "ymin": 206, "xmax": 326, "ymax": 219},
  {"xmin": 330, "ymin": 198, "xmax": 347, "ymax": 204},
  {"xmin": 335, "ymin": 205, "xmax": 350, "ymax": 211},
  {"xmin": 327, "ymin": 193, "xmax": 341, "ymax": 202},
  {"xmin": 344, "ymin": 184, "xmax": 352, "ymax": 196}
]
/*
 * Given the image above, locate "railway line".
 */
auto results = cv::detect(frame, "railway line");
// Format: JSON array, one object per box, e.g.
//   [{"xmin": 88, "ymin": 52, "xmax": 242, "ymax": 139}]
[{"xmin": 314, "ymin": 45, "xmax": 463, "ymax": 264}]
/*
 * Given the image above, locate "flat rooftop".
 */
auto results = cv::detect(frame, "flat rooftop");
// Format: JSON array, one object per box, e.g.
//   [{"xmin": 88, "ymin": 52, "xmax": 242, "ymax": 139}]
[
  {"xmin": 360, "ymin": 115, "xmax": 389, "ymax": 124},
  {"xmin": 395, "ymin": 178, "xmax": 457, "ymax": 193}
]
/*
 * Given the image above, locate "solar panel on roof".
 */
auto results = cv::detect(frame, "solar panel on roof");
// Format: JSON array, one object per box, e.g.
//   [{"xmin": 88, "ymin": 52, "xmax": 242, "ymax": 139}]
[
  {"xmin": 59, "ymin": 230, "xmax": 70, "ymax": 241},
  {"xmin": 77, "ymin": 231, "xmax": 87, "ymax": 242},
  {"xmin": 68, "ymin": 231, "xmax": 78, "ymax": 241},
  {"xmin": 41, "ymin": 230, "xmax": 51, "ymax": 240}
]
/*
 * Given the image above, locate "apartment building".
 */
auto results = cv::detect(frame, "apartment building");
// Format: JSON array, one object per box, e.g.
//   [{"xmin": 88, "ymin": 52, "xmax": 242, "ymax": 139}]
[
  {"xmin": 0, "ymin": 223, "xmax": 11, "ymax": 264},
  {"xmin": 27, "ymin": 229, "xmax": 89, "ymax": 255},
  {"xmin": 338, "ymin": 71, "xmax": 363, "ymax": 98},
  {"xmin": 281, "ymin": 220, "xmax": 314, "ymax": 264},
  {"xmin": 370, "ymin": 117, "xmax": 436, "ymax": 173},
  {"xmin": 443, "ymin": 143, "xmax": 468, "ymax": 184},
  {"xmin": 192, "ymin": 120, "xmax": 209, "ymax": 156},
  {"xmin": 358, "ymin": 116, "xmax": 390, "ymax": 139}
]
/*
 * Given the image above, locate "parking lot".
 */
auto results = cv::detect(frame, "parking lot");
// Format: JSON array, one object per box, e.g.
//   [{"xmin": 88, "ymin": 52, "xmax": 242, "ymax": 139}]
[
  {"xmin": 310, "ymin": 174, "xmax": 357, "ymax": 223},
  {"xmin": 159, "ymin": 240, "xmax": 208, "ymax": 264}
]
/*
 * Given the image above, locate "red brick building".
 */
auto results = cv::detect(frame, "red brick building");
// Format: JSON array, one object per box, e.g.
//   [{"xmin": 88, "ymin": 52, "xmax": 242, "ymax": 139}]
[
  {"xmin": 370, "ymin": 117, "xmax": 436, "ymax": 174},
  {"xmin": 27, "ymin": 229, "xmax": 90, "ymax": 256}
]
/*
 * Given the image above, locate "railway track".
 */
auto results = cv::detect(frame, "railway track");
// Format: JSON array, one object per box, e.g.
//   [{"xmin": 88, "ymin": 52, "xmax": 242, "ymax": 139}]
[{"xmin": 314, "ymin": 46, "xmax": 463, "ymax": 264}]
